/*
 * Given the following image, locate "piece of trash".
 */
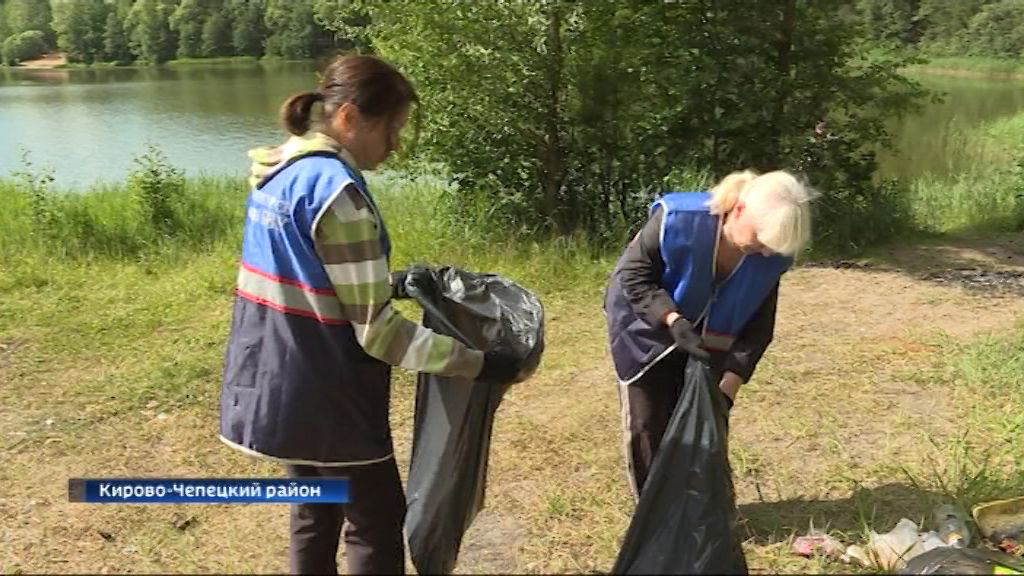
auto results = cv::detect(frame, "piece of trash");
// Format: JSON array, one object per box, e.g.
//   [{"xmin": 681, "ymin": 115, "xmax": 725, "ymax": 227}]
[
  {"xmin": 868, "ymin": 518, "xmax": 927, "ymax": 571},
  {"xmin": 843, "ymin": 544, "xmax": 871, "ymax": 566},
  {"xmin": 97, "ymin": 530, "xmax": 114, "ymax": 542},
  {"xmin": 935, "ymin": 504, "xmax": 972, "ymax": 548},
  {"xmin": 974, "ymin": 496, "xmax": 1024, "ymax": 543},
  {"xmin": 920, "ymin": 530, "xmax": 947, "ymax": 551},
  {"xmin": 899, "ymin": 546, "xmax": 1024, "ymax": 575},
  {"xmin": 172, "ymin": 514, "xmax": 197, "ymax": 531},
  {"xmin": 792, "ymin": 533, "xmax": 846, "ymax": 559},
  {"xmin": 156, "ymin": 413, "xmax": 168, "ymax": 420},
  {"xmin": 44, "ymin": 418, "xmax": 54, "ymax": 426}
]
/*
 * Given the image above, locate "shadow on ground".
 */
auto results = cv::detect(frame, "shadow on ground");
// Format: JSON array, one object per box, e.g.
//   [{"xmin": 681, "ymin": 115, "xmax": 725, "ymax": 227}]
[{"xmin": 739, "ymin": 482, "xmax": 951, "ymax": 542}]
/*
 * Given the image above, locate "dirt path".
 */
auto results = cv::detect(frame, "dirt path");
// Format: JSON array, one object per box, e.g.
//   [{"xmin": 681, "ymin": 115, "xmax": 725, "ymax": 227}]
[
  {"xmin": 16, "ymin": 52, "xmax": 67, "ymax": 69},
  {"xmin": 2, "ymin": 238, "xmax": 1023, "ymax": 574}
]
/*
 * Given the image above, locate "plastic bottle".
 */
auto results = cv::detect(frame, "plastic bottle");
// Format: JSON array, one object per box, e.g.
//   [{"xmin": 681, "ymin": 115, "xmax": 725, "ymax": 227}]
[{"xmin": 934, "ymin": 504, "xmax": 971, "ymax": 548}]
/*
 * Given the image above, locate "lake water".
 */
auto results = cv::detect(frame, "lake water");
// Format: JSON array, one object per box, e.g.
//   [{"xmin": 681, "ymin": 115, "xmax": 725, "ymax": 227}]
[{"xmin": 2, "ymin": 63, "xmax": 1024, "ymax": 188}]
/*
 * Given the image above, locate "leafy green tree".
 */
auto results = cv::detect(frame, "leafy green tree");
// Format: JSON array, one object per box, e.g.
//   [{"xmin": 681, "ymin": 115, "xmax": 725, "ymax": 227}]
[
  {"xmin": 355, "ymin": 0, "xmax": 923, "ymax": 249},
  {"xmin": 53, "ymin": 0, "xmax": 110, "ymax": 64},
  {"xmin": 5, "ymin": 0, "xmax": 55, "ymax": 47},
  {"xmin": 963, "ymin": 0, "xmax": 1024, "ymax": 58},
  {"xmin": 230, "ymin": 0, "xmax": 266, "ymax": 57},
  {"xmin": 0, "ymin": 1, "xmax": 11, "ymax": 44},
  {"xmin": 102, "ymin": 8, "xmax": 132, "ymax": 63},
  {"xmin": 169, "ymin": 0, "xmax": 207, "ymax": 58},
  {"xmin": 312, "ymin": 0, "xmax": 372, "ymax": 52},
  {"xmin": 264, "ymin": 0, "xmax": 332, "ymax": 59},
  {"xmin": 126, "ymin": 0, "xmax": 178, "ymax": 64},
  {"xmin": 857, "ymin": 0, "xmax": 923, "ymax": 45},
  {"xmin": 201, "ymin": 11, "xmax": 232, "ymax": 57},
  {"xmin": 2, "ymin": 29, "xmax": 47, "ymax": 65},
  {"xmin": 916, "ymin": 0, "xmax": 995, "ymax": 54}
]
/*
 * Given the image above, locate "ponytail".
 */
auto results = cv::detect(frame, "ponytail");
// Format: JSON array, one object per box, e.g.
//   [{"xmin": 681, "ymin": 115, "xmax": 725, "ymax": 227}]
[{"xmin": 279, "ymin": 91, "xmax": 324, "ymax": 136}]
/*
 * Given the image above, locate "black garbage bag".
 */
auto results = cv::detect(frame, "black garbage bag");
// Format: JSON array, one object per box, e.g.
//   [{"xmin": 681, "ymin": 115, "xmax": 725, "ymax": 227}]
[
  {"xmin": 612, "ymin": 357, "xmax": 748, "ymax": 575},
  {"xmin": 402, "ymin": 266, "xmax": 544, "ymax": 575},
  {"xmin": 899, "ymin": 547, "xmax": 1024, "ymax": 575}
]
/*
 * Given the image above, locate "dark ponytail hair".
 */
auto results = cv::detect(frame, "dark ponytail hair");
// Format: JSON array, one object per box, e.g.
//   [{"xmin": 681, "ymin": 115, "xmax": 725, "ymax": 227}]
[
  {"xmin": 280, "ymin": 91, "xmax": 325, "ymax": 136},
  {"xmin": 278, "ymin": 55, "xmax": 419, "ymax": 137}
]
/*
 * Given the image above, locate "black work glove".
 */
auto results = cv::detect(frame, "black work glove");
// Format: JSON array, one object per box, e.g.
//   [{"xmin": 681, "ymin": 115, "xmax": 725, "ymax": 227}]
[
  {"xmin": 390, "ymin": 269, "xmax": 410, "ymax": 299},
  {"xmin": 668, "ymin": 317, "xmax": 711, "ymax": 362},
  {"xmin": 391, "ymin": 265, "xmax": 432, "ymax": 300},
  {"xmin": 477, "ymin": 349, "xmax": 520, "ymax": 385}
]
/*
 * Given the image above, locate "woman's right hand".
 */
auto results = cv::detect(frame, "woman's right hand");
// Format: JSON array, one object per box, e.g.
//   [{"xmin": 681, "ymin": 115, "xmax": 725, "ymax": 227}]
[{"xmin": 666, "ymin": 314, "xmax": 711, "ymax": 361}]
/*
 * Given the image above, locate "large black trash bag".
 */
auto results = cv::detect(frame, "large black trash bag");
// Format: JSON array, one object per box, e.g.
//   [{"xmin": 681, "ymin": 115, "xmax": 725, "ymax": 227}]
[
  {"xmin": 612, "ymin": 357, "xmax": 748, "ymax": 575},
  {"xmin": 402, "ymin": 266, "xmax": 544, "ymax": 575},
  {"xmin": 900, "ymin": 547, "xmax": 1024, "ymax": 575}
]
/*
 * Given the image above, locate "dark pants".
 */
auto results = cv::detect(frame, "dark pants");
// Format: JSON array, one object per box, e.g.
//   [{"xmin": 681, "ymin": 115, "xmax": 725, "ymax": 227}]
[
  {"xmin": 286, "ymin": 458, "xmax": 406, "ymax": 575},
  {"xmin": 618, "ymin": 350, "xmax": 688, "ymax": 500}
]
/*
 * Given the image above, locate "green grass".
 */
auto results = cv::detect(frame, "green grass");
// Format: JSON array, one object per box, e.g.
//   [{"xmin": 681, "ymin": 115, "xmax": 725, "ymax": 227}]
[
  {"xmin": 2, "ymin": 158, "xmax": 1024, "ymax": 572},
  {"xmin": 903, "ymin": 56, "xmax": 1024, "ymax": 79},
  {"xmin": 903, "ymin": 110, "xmax": 1024, "ymax": 234}
]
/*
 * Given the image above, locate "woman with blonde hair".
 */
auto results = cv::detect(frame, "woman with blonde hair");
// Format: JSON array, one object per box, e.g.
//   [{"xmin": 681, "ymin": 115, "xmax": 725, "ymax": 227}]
[{"xmin": 603, "ymin": 169, "xmax": 812, "ymax": 498}]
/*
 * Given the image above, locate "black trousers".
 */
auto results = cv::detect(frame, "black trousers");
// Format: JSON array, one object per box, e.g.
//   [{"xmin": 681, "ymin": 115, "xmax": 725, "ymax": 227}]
[
  {"xmin": 618, "ymin": 350, "xmax": 690, "ymax": 500},
  {"xmin": 285, "ymin": 458, "xmax": 406, "ymax": 575}
]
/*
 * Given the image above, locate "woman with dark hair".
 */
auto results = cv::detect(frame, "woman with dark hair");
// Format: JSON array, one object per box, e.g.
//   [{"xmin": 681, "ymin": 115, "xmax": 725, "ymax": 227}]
[{"xmin": 219, "ymin": 55, "xmax": 518, "ymax": 575}]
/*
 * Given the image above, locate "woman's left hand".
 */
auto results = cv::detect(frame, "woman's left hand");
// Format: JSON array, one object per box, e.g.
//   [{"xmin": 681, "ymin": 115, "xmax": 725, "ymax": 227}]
[{"xmin": 719, "ymin": 371, "xmax": 743, "ymax": 408}]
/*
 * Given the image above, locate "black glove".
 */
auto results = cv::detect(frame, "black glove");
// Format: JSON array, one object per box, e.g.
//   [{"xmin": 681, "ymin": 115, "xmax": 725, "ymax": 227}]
[
  {"xmin": 390, "ymin": 269, "xmax": 410, "ymax": 299},
  {"xmin": 668, "ymin": 317, "xmax": 711, "ymax": 362},
  {"xmin": 477, "ymin": 349, "xmax": 520, "ymax": 385},
  {"xmin": 391, "ymin": 265, "xmax": 433, "ymax": 300}
]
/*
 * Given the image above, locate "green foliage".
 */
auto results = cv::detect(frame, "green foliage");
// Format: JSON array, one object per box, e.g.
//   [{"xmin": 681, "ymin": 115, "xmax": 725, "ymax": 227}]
[
  {"xmin": 311, "ymin": 0, "xmax": 373, "ymax": 52},
  {"xmin": 127, "ymin": 0, "xmax": 178, "ymax": 64},
  {"xmin": 169, "ymin": 0, "xmax": 208, "ymax": 59},
  {"xmin": 230, "ymin": 0, "xmax": 266, "ymax": 57},
  {"xmin": 857, "ymin": 0, "xmax": 924, "ymax": 45},
  {"xmin": 53, "ymin": 0, "xmax": 110, "ymax": 64},
  {"xmin": 264, "ymin": 0, "xmax": 332, "ymax": 59},
  {"xmin": 4, "ymin": 0, "xmax": 55, "ymax": 47},
  {"xmin": 9, "ymin": 150, "xmax": 58, "ymax": 239},
  {"xmin": 128, "ymin": 146, "xmax": 186, "ymax": 235},
  {"xmin": 201, "ymin": 12, "xmax": 232, "ymax": 58},
  {"xmin": 358, "ymin": 0, "xmax": 925, "ymax": 252},
  {"xmin": 964, "ymin": 0, "xmax": 1024, "ymax": 59},
  {"xmin": 2, "ymin": 29, "xmax": 46, "ymax": 65},
  {"xmin": 102, "ymin": 9, "xmax": 132, "ymax": 64}
]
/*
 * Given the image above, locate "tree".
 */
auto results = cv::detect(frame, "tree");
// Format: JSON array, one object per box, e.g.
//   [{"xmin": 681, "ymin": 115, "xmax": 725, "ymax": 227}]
[
  {"xmin": 201, "ymin": 11, "xmax": 232, "ymax": 57},
  {"xmin": 916, "ymin": 0, "xmax": 996, "ymax": 54},
  {"xmin": 3, "ymin": 29, "xmax": 47, "ymax": 65},
  {"xmin": 312, "ymin": 0, "xmax": 373, "ymax": 52},
  {"xmin": 126, "ymin": 0, "xmax": 178, "ymax": 64},
  {"xmin": 264, "ymin": 0, "xmax": 332, "ymax": 59},
  {"xmin": 0, "ymin": 1, "xmax": 11, "ymax": 44},
  {"xmin": 5, "ymin": 0, "xmax": 55, "ymax": 47},
  {"xmin": 53, "ymin": 0, "xmax": 110, "ymax": 64},
  {"xmin": 857, "ymin": 0, "xmax": 923, "ymax": 45},
  {"xmin": 169, "ymin": 0, "xmax": 207, "ymax": 58},
  {"xmin": 230, "ymin": 0, "xmax": 266, "ymax": 57},
  {"xmin": 963, "ymin": 0, "xmax": 1024, "ymax": 58},
  {"xmin": 351, "ymin": 0, "xmax": 924, "ymax": 249},
  {"xmin": 103, "ymin": 9, "xmax": 132, "ymax": 63}
]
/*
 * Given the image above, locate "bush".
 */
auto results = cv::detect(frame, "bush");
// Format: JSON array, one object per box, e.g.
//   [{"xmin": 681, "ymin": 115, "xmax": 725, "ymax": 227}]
[
  {"xmin": 128, "ymin": 145, "xmax": 185, "ymax": 235},
  {"xmin": 2, "ymin": 30, "xmax": 47, "ymax": 65}
]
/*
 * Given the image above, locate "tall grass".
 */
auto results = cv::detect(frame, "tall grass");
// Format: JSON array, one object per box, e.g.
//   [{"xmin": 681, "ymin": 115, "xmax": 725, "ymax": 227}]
[
  {"xmin": 904, "ymin": 56, "xmax": 1024, "ymax": 79},
  {"xmin": 905, "ymin": 112, "xmax": 1024, "ymax": 234},
  {"xmin": 0, "ymin": 151, "xmax": 618, "ymax": 299}
]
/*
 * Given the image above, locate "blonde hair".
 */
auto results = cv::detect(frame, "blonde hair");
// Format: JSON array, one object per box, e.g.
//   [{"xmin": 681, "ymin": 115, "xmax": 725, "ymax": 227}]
[{"xmin": 707, "ymin": 169, "xmax": 814, "ymax": 256}]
